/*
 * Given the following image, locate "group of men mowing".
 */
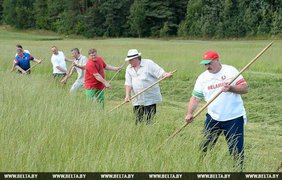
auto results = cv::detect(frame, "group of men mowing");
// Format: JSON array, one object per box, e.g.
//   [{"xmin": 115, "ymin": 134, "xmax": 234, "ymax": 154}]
[{"xmin": 13, "ymin": 44, "xmax": 248, "ymax": 170}]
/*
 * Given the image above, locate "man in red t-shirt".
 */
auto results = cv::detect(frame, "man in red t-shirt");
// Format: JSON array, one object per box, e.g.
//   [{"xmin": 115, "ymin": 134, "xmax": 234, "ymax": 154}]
[{"xmin": 85, "ymin": 48, "xmax": 121, "ymax": 108}]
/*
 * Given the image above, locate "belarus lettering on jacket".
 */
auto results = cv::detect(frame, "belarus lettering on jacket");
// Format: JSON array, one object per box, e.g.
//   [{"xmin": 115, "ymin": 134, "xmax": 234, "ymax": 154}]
[{"xmin": 192, "ymin": 64, "xmax": 247, "ymax": 121}]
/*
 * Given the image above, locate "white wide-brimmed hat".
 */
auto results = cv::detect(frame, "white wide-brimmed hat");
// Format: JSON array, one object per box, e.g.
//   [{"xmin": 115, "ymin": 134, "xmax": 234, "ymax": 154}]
[{"xmin": 125, "ymin": 49, "xmax": 141, "ymax": 61}]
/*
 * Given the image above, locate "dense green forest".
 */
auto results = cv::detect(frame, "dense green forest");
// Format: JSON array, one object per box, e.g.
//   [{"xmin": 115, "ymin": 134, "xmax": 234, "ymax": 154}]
[{"xmin": 1, "ymin": 0, "xmax": 282, "ymax": 38}]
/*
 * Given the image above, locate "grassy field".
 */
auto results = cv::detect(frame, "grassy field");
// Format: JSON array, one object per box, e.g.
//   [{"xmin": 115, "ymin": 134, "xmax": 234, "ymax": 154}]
[{"xmin": 0, "ymin": 26, "xmax": 281, "ymax": 172}]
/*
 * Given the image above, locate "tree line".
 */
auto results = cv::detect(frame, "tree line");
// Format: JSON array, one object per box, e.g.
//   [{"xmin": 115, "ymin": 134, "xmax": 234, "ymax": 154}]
[{"xmin": 1, "ymin": 0, "xmax": 282, "ymax": 38}]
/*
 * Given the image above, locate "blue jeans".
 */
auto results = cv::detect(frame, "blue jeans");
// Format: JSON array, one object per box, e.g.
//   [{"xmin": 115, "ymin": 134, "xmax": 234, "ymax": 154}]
[{"xmin": 201, "ymin": 113, "xmax": 244, "ymax": 167}]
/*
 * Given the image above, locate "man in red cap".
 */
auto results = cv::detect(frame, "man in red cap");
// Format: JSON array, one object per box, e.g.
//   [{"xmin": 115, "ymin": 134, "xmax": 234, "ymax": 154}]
[{"xmin": 185, "ymin": 50, "xmax": 248, "ymax": 170}]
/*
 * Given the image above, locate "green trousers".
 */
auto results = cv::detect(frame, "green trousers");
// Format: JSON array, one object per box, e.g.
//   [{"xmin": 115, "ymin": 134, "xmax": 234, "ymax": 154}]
[{"xmin": 86, "ymin": 89, "xmax": 105, "ymax": 109}]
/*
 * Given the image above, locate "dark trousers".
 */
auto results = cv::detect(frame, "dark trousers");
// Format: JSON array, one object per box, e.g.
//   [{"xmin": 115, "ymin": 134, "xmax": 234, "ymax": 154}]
[
  {"xmin": 133, "ymin": 104, "xmax": 156, "ymax": 125},
  {"xmin": 201, "ymin": 113, "xmax": 244, "ymax": 169}
]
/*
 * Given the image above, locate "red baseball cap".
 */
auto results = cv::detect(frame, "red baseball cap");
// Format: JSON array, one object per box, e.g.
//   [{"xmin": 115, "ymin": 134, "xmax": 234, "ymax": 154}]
[{"xmin": 200, "ymin": 50, "xmax": 219, "ymax": 64}]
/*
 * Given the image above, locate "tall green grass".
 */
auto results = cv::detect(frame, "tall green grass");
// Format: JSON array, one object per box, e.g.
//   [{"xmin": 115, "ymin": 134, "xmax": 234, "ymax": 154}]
[{"xmin": 0, "ymin": 28, "xmax": 281, "ymax": 172}]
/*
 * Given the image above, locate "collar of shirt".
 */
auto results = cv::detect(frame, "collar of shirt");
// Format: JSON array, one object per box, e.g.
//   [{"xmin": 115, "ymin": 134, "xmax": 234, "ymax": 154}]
[
  {"xmin": 129, "ymin": 59, "xmax": 144, "ymax": 68},
  {"xmin": 76, "ymin": 55, "xmax": 82, "ymax": 61}
]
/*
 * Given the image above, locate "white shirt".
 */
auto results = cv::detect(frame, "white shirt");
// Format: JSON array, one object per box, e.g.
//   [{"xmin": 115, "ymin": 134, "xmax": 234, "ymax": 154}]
[
  {"xmin": 51, "ymin": 51, "xmax": 67, "ymax": 74},
  {"xmin": 193, "ymin": 64, "xmax": 247, "ymax": 121},
  {"xmin": 73, "ymin": 55, "xmax": 87, "ymax": 83},
  {"xmin": 125, "ymin": 59, "xmax": 165, "ymax": 106}
]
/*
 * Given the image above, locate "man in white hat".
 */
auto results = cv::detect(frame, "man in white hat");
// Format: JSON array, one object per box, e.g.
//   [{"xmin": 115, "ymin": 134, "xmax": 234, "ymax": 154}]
[{"xmin": 124, "ymin": 49, "xmax": 173, "ymax": 124}]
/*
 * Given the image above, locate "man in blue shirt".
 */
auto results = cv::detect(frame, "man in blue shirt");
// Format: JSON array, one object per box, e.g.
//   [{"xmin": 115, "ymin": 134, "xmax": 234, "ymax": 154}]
[
  {"xmin": 11, "ymin": 44, "xmax": 31, "ymax": 72},
  {"xmin": 14, "ymin": 49, "xmax": 41, "ymax": 74}
]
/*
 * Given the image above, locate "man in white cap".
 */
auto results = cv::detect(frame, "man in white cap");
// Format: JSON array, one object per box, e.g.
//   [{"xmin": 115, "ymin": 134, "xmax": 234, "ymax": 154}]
[
  {"xmin": 185, "ymin": 50, "xmax": 248, "ymax": 169},
  {"xmin": 124, "ymin": 49, "xmax": 173, "ymax": 125}
]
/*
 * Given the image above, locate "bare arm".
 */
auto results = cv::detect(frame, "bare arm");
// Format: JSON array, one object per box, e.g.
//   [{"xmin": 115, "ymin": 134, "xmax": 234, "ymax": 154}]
[
  {"xmin": 32, "ymin": 58, "xmax": 42, "ymax": 64},
  {"xmin": 73, "ymin": 61, "xmax": 86, "ymax": 70},
  {"xmin": 124, "ymin": 85, "xmax": 132, "ymax": 102},
  {"xmin": 65, "ymin": 57, "xmax": 74, "ymax": 63},
  {"xmin": 15, "ymin": 65, "xmax": 27, "ymax": 74},
  {"xmin": 162, "ymin": 71, "xmax": 173, "ymax": 78},
  {"xmin": 67, "ymin": 66, "xmax": 76, "ymax": 77},
  {"xmin": 222, "ymin": 83, "xmax": 248, "ymax": 94},
  {"xmin": 11, "ymin": 60, "xmax": 16, "ymax": 72},
  {"xmin": 185, "ymin": 96, "xmax": 200, "ymax": 123},
  {"xmin": 93, "ymin": 73, "xmax": 110, "ymax": 88},
  {"xmin": 105, "ymin": 64, "xmax": 121, "ymax": 71},
  {"xmin": 56, "ymin": 66, "xmax": 67, "ymax": 73}
]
